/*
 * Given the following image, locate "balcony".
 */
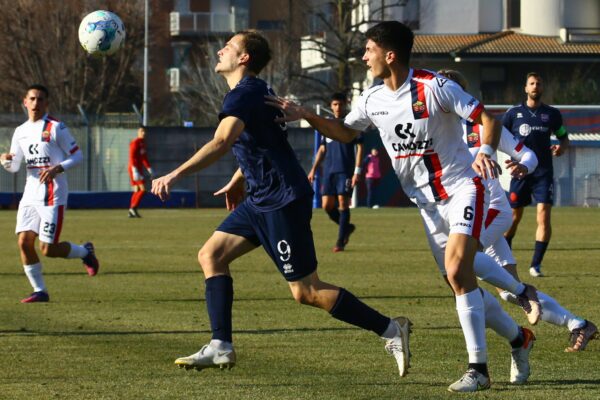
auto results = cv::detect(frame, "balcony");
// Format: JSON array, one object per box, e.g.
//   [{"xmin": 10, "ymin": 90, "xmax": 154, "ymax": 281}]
[{"xmin": 170, "ymin": 11, "xmax": 235, "ymax": 36}]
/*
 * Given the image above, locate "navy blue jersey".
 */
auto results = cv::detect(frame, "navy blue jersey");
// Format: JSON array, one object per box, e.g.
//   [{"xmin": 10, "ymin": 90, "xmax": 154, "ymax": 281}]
[
  {"xmin": 502, "ymin": 103, "xmax": 566, "ymax": 177},
  {"xmin": 320, "ymin": 134, "xmax": 363, "ymax": 176},
  {"xmin": 219, "ymin": 76, "xmax": 312, "ymax": 211}
]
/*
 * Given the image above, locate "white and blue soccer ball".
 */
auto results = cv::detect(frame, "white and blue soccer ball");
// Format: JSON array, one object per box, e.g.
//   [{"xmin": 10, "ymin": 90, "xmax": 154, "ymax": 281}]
[{"xmin": 78, "ymin": 10, "xmax": 126, "ymax": 56}]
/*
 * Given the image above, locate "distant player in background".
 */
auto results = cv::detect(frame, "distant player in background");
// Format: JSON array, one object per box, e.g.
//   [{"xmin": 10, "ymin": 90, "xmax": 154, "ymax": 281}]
[
  {"xmin": 0, "ymin": 84, "xmax": 99, "ymax": 303},
  {"xmin": 440, "ymin": 69, "xmax": 597, "ymax": 353},
  {"xmin": 307, "ymin": 93, "xmax": 363, "ymax": 252},
  {"xmin": 128, "ymin": 126, "xmax": 153, "ymax": 218},
  {"xmin": 151, "ymin": 30, "xmax": 412, "ymax": 377},
  {"xmin": 502, "ymin": 73, "xmax": 570, "ymax": 277},
  {"xmin": 363, "ymin": 147, "xmax": 382, "ymax": 208}
]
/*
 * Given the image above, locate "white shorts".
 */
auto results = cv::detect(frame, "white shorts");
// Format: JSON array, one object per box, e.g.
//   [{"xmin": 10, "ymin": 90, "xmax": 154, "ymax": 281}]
[
  {"xmin": 420, "ymin": 177, "xmax": 489, "ymax": 274},
  {"xmin": 16, "ymin": 204, "xmax": 65, "ymax": 244}
]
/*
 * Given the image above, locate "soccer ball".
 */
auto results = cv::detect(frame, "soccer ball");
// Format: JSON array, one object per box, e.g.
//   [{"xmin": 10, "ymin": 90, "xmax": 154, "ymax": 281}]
[{"xmin": 78, "ymin": 10, "xmax": 126, "ymax": 56}]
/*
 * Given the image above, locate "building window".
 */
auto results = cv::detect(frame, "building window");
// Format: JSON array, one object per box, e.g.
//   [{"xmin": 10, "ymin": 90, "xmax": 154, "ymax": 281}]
[{"xmin": 507, "ymin": 0, "xmax": 520, "ymax": 28}]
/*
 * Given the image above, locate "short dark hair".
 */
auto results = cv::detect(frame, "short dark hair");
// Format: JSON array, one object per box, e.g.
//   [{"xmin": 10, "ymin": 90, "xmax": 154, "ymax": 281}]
[
  {"xmin": 365, "ymin": 21, "xmax": 414, "ymax": 66},
  {"xmin": 526, "ymin": 72, "xmax": 542, "ymax": 82},
  {"xmin": 237, "ymin": 30, "xmax": 271, "ymax": 74},
  {"xmin": 330, "ymin": 92, "xmax": 348, "ymax": 103},
  {"xmin": 25, "ymin": 84, "xmax": 49, "ymax": 98}
]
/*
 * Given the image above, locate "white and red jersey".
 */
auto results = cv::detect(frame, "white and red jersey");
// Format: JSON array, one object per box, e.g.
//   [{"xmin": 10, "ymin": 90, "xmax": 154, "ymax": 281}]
[
  {"xmin": 345, "ymin": 68, "xmax": 483, "ymax": 205},
  {"xmin": 7, "ymin": 115, "xmax": 81, "ymax": 206},
  {"xmin": 463, "ymin": 121, "xmax": 538, "ymax": 212}
]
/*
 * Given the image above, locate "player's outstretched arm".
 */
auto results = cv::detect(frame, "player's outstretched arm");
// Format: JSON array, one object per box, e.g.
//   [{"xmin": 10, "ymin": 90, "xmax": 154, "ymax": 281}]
[
  {"xmin": 152, "ymin": 116, "xmax": 245, "ymax": 201},
  {"xmin": 265, "ymin": 95, "xmax": 361, "ymax": 143},
  {"xmin": 308, "ymin": 145, "xmax": 325, "ymax": 184}
]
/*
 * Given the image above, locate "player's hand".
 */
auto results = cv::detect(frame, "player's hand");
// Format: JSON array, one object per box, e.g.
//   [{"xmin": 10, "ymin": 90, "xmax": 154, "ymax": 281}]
[
  {"xmin": 307, "ymin": 170, "xmax": 315, "ymax": 184},
  {"xmin": 152, "ymin": 173, "xmax": 177, "ymax": 202},
  {"xmin": 264, "ymin": 95, "xmax": 307, "ymax": 123},
  {"xmin": 214, "ymin": 178, "xmax": 245, "ymax": 211},
  {"xmin": 505, "ymin": 159, "xmax": 528, "ymax": 179},
  {"xmin": 472, "ymin": 152, "xmax": 501, "ymax": 179},
  {"xmin": 39, "ymin": 165, "xmax": 63, "ymax": 183},
  {"xmin": 0, "ymin": 153, "xmax": 13, "ymax": 169},
  {"xmin": 351, "ymin": 173, "xmax": 361, "ymax": 188},
  {"xmin": 551, "ymin": 144, "xmax": 564, "ymax": 157}
]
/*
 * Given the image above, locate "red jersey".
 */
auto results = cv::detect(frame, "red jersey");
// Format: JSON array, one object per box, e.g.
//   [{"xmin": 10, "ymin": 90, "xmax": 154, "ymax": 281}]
[{"xmin": 129, "ymin": 137, "xmax": 151, "ymax": 172}]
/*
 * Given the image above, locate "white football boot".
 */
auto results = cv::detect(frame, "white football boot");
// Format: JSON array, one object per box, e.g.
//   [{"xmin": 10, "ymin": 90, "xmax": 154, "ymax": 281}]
[
  {"xmin": 175, "ymin": 343, "xmax": 236, "ymax": 371},
  {"xmin": 384, "ymin": 316, "xmax": 412, "ymax": 377},
  {"xmin": 447, "ymin": 368, "xmax": 491, "ymax": 392},
  {"xmin": 510, "ymin": 327, "xmax": 535, "ymax": 384}
]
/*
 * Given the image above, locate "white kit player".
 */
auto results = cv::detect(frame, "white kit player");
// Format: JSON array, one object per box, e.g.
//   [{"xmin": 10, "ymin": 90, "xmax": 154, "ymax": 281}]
[
  {"xmin": 267, "ymin": 21, "xmax": 542, "ymax": 393},
  {"xmin": 440, "ymin": 69, "xmax": 599, "ymax": 353},
  {"xmin": 0, "ymin": 84, "xmax": 100, "ymax": 303}
]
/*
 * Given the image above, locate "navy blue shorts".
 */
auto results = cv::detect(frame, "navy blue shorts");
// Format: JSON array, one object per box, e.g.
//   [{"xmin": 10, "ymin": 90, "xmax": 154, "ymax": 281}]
[
  {"xmin": 509, "ymin": 173, "xmax": 554, "ymax": 208},
  {"xmin": 216, "ymin": 195, "xmax": 317, "ymax": 281},
  {"xmin": 321, "ymin": 172, "xmax": 352, "ymax": 196}
]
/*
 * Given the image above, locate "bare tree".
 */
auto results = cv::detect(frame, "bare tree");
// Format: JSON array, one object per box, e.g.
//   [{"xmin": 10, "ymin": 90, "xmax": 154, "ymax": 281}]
[{"xmin": 0, "ymin": 0, "xmax": 144, "ymax": 116}]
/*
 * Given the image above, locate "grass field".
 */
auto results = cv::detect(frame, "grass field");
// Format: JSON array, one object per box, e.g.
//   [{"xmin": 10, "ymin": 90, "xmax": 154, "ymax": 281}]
[{"xmin": 1, "ymin": 207, "xmax": 599, "ymax": 399}]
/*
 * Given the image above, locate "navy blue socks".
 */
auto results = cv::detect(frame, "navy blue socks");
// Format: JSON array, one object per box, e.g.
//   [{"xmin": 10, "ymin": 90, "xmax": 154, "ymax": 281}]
[
  {"xmin": 205, "ymin": 275, "xmax": 234, "ymax": 342},
  {"xmin": 329, "ymin": 288, "xmax": 390, "ymax": 336}
]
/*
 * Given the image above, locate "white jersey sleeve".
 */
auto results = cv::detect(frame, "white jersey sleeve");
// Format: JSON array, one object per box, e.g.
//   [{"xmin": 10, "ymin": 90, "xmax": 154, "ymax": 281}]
[
  {"xmin": 344, "ymin": 86, "xmax": 382, "ymax": 131},
  {"xmin": 55, "ymin": 123, "xmax": 82, "ymax": 171},
  {"xmin": 497, "ymin": 127, "xmax": 537, "ymax": 174},
  {"xmin": 433, "ymin": 78, "xmax": 484, "ymax": 123}
]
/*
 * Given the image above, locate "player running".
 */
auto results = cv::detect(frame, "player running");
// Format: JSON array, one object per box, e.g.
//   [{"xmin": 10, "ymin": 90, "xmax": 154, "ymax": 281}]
[
  {"xmin": 266, "ymin": 21, "xmax": 543, "ymax": 392},
  {"xmin": 128, "ymin": 126, "xmax": 153, "ymax": 218},
  {"xmin": 439, "ymin": 69, "xmax": 598, "ymax": 353},
  {"xmin": 151, "ymin": 30, "xmax": 412, "ymax": 377},
  {"xmin": 307, "ymin": 93, "xmax": 363, "ymax": 252},
  {"xmin": 0, "ymin": 84, "xmax": 99, "ymax": 303}
]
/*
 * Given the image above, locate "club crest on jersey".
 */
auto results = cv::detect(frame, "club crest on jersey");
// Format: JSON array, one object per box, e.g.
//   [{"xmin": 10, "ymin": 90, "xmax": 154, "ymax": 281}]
[
  {"xmin": 412, "ymin": 100, "xmax": 426, "ymax": 113},
  {"xmin": 541, "ymin": 113, "xmax": 549, "ymax": 122},
  {"xmin": 41, "ymin": 130, "xmax": 51, "ymax": 142},
  {"xmin": 519, "ymin": 124, "xmax": 531, "ymax": 137},
  {"xmin": 467, "ymin": 132, "xmax": 480, "ymax": 147}
]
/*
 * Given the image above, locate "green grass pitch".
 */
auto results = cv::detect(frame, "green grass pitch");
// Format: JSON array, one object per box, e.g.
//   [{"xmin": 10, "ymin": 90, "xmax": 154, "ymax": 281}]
[{"xmin": 1, "ymin": 207, "xmax": 599, "ymax": 399}]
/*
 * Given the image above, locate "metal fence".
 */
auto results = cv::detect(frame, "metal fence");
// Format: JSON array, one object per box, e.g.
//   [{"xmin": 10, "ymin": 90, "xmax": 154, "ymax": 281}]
[{"xmin": 1, "ymin": 107, "xmax": 600, "ymax": 207}]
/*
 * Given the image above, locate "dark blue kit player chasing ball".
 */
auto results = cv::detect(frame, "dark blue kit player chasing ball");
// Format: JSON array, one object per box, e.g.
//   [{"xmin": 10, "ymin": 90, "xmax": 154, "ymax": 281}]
[{"xmin": 151, "ymin": 29, "xmax": 412, "ymax": 376}]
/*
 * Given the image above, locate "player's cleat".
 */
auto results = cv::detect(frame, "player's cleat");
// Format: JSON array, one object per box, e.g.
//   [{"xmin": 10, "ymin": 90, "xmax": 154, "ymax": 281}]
[
  {"xmin": 174, "ymin": 344, "xmax": 236, "ymax": 371},
  {"xmin": 343, "ymin": 224, "xmax": 356, "ymax": 246},
  {"xmin": 447, "ymin": 368, "xmax": 491, "ymax": 392},
  {"xmin": 333, "ymin": 245, "xmax": 344, "ymax": 253},
  {"xmin": 510, "ymin": 327, "xmax": 535, "ymax": 384},
  {"xmin": 20, "ymin": 291, "xmax": 49, "ymax": 303},
  {"xmin": 128, "ymin": 208, "xmax": 141, "ymax": 218},
  {"xmin": 516, "ymin": 284, "xmax": 542, "ymax": 325},
  {"xmin": 529, "ymin": 265, "xmax": 544, "ymax": 277},
  {"xmin": 565, "ymin": 320, "xmax": 598, "ymax": 352},
  {"xmin": 384, "ymin": 316, "xmax": 412, "ymax": 377},
  {"xmin": 82, "ymin": 242, "xmax": 100, "ymax": 276}
]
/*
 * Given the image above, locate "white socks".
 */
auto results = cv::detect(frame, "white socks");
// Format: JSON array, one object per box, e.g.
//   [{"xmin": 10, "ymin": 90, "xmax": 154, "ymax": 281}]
[
  {"xmin": 24, "ymin": 263, "xmax": 46, "ymax": 292},
  {"xmin": 456, "ymin": 289, "xmax": 487, "ymax": 363},
  {"xmin": 210, "ymin": 339, "xmax": 233, "ymax": 351},
  {"xmin": 66, "ymin": 242, "xmax": 89, "ymax": 259},
  {"xmin": 481, "ymin": 288, "xmax": 519, "ymax": 342},
  {"xmin": 473, "ymin": 252, "xmax": 525, "ymax": 295}
]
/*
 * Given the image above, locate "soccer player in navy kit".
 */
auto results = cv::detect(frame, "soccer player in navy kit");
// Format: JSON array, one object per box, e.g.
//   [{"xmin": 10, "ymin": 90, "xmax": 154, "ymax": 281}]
[
  {"xmin": 151, "ymin": 30, "xmax": 411, "ymax": 376},
  {"xmin": 502, "ymin": 72, "xmax": 570, "ymax": 278},
  {"xmin": 307, "ymin": 93, "xmax": 363, "ymax": 252}
]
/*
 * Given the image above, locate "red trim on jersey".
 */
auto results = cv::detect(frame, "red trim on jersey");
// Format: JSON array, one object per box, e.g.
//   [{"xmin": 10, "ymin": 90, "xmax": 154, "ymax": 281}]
[
  {"xmin": 69, "ymin": 145, "xmax": 80, "ymax": 154},
  {"xmin": 466, "ymin": 103, "xmax": 484, "ymax": 123},
  {"xmin": 472, "ymin": 177, "xmax": 485, "ymax": 239},
  {"xmin": 41, "ymin": 120, "xmax": 52, "ymax": 142},
  {"xmin": 514, "ymin": 142, "xmax": 524, "ymax": 152},
  {"xmin": 423, "ymin": 153, "xmax": 448, "ymax": 201},
  {"xmin": 45, "ymin": 180, "xmax": 55, "ymax": 206},
  {"xmin": 412, "ymin": 69, "xmax": 436, "ymax": 80},
  {"xmin": 484, "ymin": 208, "xmax": 500, "ymax": 229},
  {"xmin": 53, "ymin": 205, "xmax": 64, "ymax": 244},
  {"xmin": 410, "ymin": 80, "xmax": 430, "ymax": 120}
]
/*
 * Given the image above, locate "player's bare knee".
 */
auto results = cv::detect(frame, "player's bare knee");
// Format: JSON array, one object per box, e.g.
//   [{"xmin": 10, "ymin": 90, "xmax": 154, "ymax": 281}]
[
  {"xmin": 18, "ymin": 236, "xmax": 35, "ymax": 251},
  {"xmin": 290, "ymin": 286, "xmax": 316, "ymax": 306}
]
